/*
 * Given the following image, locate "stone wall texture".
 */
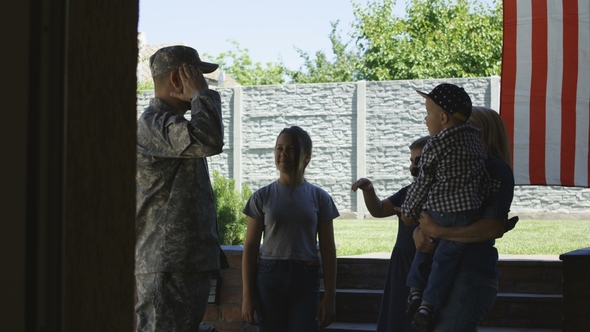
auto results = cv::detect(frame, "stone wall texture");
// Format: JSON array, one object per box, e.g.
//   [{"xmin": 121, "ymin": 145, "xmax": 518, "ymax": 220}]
[{"xmin": 137, "ymin": 77, "xmax": 590, "ymax": 219}]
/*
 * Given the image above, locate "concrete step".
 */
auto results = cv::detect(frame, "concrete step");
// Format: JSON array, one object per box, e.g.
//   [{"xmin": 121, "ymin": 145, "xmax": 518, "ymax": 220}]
[
  {"xmin": 329, "ymin": 289, "xmax": 563, "ymax": 328},
  {"xmin": 497, "ymin": 259, "xmax": 562, "ymax": 294},
  {"xmin": 325, "ymin": 323, "xmax": 561, "ymax": 332},
  {"xmin": 327, "ymin": 255, "xmax": 564, "ymax": 330},
  {"xmin": 333, "ymin": 289, "xmax": 382, "ymax": 324},
  {"xmin": 482, "ymin": 293, "xmax": 562, "ymax": 329},
  {"xmin": 325, "ymin": 322, "xmax": 376, "ymax": 332},
  {"xmin": 336, "ymin": 258, "xmax": 388, "ymax": 290},
  {"xmin": 479, "ymin": 328, "xmax": 561, "ymax": 332},
  {"xmin": 335, "ymin": 256, "xmax": 563, "ymax": 294}
]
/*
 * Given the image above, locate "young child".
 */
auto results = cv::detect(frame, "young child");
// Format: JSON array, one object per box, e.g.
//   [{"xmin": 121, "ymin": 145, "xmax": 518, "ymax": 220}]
[
  {"xmin": 351, "ymin": 135, "xmax": 430, "ymax": 332},
  {"xmin": 400, "ymin": 83, "xmax": 496, "ymax": 332},
  {"xmin": 241, "ymin": 126, "xmax": 340, "ymax": 332}
]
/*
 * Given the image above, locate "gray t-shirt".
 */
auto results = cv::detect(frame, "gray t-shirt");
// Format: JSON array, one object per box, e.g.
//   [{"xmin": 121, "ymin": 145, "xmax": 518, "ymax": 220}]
[{"xmin": 243, "ymin": 180, "xmax": 340, "ymax": 261}]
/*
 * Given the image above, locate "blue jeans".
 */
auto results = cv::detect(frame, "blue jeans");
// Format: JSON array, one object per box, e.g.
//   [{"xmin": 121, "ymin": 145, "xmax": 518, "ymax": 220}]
[
  {"xmin": 256, "ymin": 259, "xmax": 321, "ymax": 332},
  {"xmin": 434, "ymin": 269, "xmax": 498, "ymax": 331},
  {"xmin": 407, "ymin": 209, "xmax": 478, "ymax": 307}
]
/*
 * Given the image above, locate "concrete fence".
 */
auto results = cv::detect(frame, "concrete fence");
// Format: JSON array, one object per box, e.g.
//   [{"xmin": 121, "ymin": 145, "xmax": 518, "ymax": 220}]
[{"xmin": 137, "ymin": 76, "xmax": 590, "ymax": 219}]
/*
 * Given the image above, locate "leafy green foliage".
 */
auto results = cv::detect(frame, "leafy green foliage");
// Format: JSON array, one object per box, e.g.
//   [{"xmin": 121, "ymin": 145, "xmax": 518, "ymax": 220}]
[
  {"xmin": 351, "ymin": 0, "xmax": 503, "ymax": 80},
  {"xmin": 204, "ymin": 40, "xmax": 285, "ymax": 86},
  {"xmin": 137, "ymin": 80, "xmax": 154, "ymax": 93},
  {"xmin": 212, "ymin": 170, "xmax": 253, "ymax": 245},
  {"xmin": 286, "ymin": 21, "xmax": 361, "ymax": 83},
  {"xmin": 202, "ymin": 0, "xmax": 502, "ymax": 84}
]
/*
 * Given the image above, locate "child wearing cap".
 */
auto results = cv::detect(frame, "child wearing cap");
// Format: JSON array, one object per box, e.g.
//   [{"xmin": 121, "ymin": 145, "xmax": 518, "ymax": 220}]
[{"xmin": 400, "ymin": 83, "xmax": 497, "ymax": 332}]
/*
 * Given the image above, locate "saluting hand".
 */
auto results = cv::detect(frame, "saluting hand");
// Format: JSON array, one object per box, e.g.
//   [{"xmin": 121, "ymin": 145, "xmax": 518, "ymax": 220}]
[{"xmin": 169, "ymin": 63, "xmax": 208, "ymax": 101}]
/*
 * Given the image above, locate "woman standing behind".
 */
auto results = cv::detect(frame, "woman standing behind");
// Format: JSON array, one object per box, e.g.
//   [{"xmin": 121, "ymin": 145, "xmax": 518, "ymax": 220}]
[{"xmin": 241, "ymin": 126, "xmax": 339, "ymax": 331}]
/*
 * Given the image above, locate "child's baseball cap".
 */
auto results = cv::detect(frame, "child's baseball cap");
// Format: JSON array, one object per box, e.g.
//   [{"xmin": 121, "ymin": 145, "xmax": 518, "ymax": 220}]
[{"xmin": 416, "ymin": 83, "xmax": 472, "ymax": 122}]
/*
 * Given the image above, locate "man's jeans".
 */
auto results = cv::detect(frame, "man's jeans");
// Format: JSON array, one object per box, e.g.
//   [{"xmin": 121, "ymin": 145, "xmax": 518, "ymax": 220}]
[
  {"xmin": 407, "ymin": 209, "xmax": 478, "ymax": 306},
  {"xmin": 255, "ymin": 259, "xmax": 321, "ymax": 332},
  {"xmin": 434, "ymin": 268, "xmax": 498, "ymax": 331}
]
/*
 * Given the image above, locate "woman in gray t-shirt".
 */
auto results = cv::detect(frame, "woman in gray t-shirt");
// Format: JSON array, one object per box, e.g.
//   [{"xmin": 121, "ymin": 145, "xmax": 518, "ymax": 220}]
[{"xmin": 241, "ymin": 126, "xmax": 340, "ymax": 332}]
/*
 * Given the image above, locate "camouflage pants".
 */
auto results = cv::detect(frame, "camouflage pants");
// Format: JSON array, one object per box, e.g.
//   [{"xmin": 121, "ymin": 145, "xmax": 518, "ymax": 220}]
[{"xmin": 135, "ymin": 271, "xmax": 211, "ymax": 332}]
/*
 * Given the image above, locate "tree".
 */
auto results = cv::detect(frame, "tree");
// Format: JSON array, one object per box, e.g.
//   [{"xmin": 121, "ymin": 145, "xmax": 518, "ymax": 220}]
[
  {"xmin": 286, "ymin": 21, "xmax": 361, "ymax": 84},
  {"xmin": 352, "ymin": 0, "xmax": 503, "ymax": 80},
  {"xmin": 204, "ymin": 40, "xmax": 285, "ymax": 86}
]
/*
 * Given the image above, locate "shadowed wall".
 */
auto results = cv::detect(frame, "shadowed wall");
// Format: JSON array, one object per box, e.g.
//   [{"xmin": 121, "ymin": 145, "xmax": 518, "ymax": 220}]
[
  {"xmin": 1, "ymin": 0, "xmax": 138, "ymax": 331},
  {"xmin": 64, "ymin": 0, "xmax": 137, "ymax": 330}
]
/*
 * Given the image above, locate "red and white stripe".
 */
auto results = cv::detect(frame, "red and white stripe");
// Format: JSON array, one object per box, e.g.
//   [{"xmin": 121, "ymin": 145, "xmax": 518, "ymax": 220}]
[{"xmin": 500, "ymin": 0, "xmax": 590, "ymax": 187}]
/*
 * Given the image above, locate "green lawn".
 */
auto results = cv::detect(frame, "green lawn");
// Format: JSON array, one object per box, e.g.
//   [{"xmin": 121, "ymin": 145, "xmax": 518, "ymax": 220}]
[{"xmin": 333, "ymin": 219, "xmax": 590, "ymax": 257}]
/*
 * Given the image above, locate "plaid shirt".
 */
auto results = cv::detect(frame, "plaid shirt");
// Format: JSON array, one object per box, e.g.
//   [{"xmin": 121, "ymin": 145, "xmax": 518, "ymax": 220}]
[{"xmin": 401, "ymin": 123, "xmax": 497, "ymax": 220}]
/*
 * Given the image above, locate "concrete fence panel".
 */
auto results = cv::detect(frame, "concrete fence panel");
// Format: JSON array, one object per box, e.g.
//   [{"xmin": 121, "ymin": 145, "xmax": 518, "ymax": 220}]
[{"xmin": 137, "ymin": 77, "xmax": 590, "ymax": 219}]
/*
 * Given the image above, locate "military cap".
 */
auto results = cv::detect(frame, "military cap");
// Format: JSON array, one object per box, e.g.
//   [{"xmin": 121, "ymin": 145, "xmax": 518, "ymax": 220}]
[{"xmin": 149, "ymin": 45, "xmax": 219, "ymax": 77}]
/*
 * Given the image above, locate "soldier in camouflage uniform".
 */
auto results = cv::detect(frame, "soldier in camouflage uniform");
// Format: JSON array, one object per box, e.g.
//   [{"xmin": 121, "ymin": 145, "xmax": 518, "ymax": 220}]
[{"xmin": 135, "ymin": 45, "xmax": 226, "ymax": 332}]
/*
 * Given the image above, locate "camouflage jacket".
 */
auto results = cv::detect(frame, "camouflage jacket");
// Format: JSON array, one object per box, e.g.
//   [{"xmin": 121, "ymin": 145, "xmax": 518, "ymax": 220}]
[{"xmin": 135, "ymin": 89, "xmax": 224, "ymax": 274}]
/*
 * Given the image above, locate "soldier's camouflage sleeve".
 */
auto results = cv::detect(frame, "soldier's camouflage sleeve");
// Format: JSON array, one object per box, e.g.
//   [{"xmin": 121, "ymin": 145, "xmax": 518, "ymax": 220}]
[
  {"xmin": 135, "ymin": 89, "xmax": 224, "ymax": 275},
  {"xmin": 182, "ymin": 89, "xmax": 224, "ymax": 157},
  {"xmin": 137, "ymin": 89, "xmax": 224, "ymax": 159}
]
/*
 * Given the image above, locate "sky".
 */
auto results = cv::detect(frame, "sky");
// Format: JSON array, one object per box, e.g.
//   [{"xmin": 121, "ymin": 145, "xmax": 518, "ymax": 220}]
[
  {"xmin": 138, "ymin": 0, "xmax": 406, "ymax": 70},
  {"xmin": 138, "ymin": 0, "xmax": 496, "ymax": 71}
]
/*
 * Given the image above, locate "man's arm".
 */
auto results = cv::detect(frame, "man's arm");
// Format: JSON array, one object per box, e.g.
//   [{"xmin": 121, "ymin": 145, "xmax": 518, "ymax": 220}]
[
  {"xmin": 180, "ymin": 89, "xmax": 224, "ymax": 157},
  {"xmin": 173, "ymin": 64, "xmax": 224, "ymax": 157},
  {"xmin": 420, "ymin": 156, "xmax": 519, "ymax": 243},
  {"xmin": 413, "ymin": 227, "xmax": 437, "ymax": 253},
  {"xmin": 418, "ymin": 211, "xmax": 514, "ymax": 243}
]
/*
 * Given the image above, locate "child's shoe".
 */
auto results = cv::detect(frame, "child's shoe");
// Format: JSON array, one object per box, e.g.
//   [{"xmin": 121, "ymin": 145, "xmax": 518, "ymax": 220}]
[
  {"xmin": 405, "ymin": 291, "xmax": 422, "ymax": 317},
  {"xmin": 411, "ymin": 304, "xmax": 434, "ymax": 332}
]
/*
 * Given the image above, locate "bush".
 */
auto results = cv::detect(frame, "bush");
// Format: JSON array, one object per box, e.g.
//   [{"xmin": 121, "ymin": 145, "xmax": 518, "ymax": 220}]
[
  {"xmin": 136, "ymin": 80, "xmax": 154, "ymax": 95},
  {"xmin": 212, "ymin": 170, "xmax": 253, "ymax": 245}
]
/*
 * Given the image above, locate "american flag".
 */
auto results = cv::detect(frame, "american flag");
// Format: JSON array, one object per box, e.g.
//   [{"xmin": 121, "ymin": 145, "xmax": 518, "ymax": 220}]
[{"xmin": 500, "ymin": 0, "xmax": 590, "ymax": 187}]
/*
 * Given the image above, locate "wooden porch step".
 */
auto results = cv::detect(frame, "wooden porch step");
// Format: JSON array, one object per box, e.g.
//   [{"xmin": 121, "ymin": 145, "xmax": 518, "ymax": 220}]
[
  {"xmin": 325, "ymin": 322, "xmax": 561, "ymax": 332},
  {"xmin": 329, "ymin": 289, "xmax": 563, "ymax": 328}
]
